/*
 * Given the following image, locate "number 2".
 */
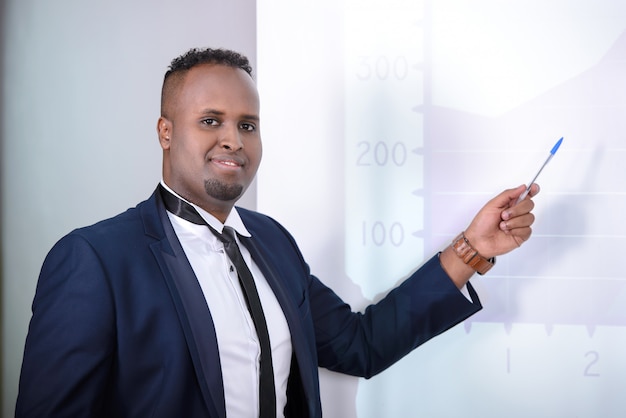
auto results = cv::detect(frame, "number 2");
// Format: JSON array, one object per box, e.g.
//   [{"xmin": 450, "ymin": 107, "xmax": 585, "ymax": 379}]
[{"xmin": 584, "ymin": 351, "xmax": 600, "ymax": 377}]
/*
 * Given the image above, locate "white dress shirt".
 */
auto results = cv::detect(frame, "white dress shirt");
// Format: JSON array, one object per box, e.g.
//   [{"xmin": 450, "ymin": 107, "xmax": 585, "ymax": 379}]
[{"xmin": 161, "ymin": 182, "xmax": 292, "ymax": 418}]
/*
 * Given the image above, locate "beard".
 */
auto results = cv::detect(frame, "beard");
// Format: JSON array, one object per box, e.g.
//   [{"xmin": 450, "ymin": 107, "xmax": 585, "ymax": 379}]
[{"xmin": 204, "ymin": 179, "xmax": 244, "ymax": 202}]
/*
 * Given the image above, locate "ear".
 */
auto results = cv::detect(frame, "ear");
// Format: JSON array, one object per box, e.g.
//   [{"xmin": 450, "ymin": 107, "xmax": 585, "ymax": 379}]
[{"xmin": 157, "ymin": 116, "xmax": 173, "ymax": 150}]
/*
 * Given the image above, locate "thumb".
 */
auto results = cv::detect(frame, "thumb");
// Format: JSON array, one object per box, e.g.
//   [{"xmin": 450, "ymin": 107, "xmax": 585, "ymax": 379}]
[{"xmin": 489, "ymin": 185, "xmax": 526, "ymax": 209}]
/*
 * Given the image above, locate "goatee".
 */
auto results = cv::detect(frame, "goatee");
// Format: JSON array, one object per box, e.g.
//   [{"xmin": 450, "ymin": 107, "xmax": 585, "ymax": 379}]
[{"xmin": 204, "ymin": 179, "xmax": 243, "ymax": 202}]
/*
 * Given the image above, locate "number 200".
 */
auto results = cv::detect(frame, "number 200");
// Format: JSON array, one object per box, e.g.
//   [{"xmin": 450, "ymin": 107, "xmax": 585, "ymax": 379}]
[{"xmin": 356, "ymin": 141, "xmax": 407, "ymax": 167}]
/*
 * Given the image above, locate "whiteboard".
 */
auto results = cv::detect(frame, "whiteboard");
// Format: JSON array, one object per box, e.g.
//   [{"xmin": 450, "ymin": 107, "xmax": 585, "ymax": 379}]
[{"xmin": 257, "ymin": 1, "xmax": 626, "ymax": 417}]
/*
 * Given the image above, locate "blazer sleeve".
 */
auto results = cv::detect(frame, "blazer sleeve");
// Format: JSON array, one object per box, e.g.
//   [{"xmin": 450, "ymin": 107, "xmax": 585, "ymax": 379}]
[
  {"xmin": 240, "ymin": 209, "xmax": 482, "ymax": 381},
  {"xmin": 308, "ymin": 254, "xmax": 482, "ymax": 379},
  {"xmin": 16, "ymin": 233, "xmax": 116, "ymax": 417}
]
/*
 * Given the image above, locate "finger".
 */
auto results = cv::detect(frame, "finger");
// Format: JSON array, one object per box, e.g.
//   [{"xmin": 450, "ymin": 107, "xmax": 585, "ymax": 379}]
[
  {"xmin": 514, "ymin": 226, "xmax": 532, "ymax": 244},
  {"xmin": 502, "ymin": 198, "xmax": 535, "ymax": 221},
  {"xmin": 528, "ymin": 183, "xmax": 541, "ymax": 198},
  {"xmin": 500, "ymin": 213, "xmax": 536, "ymax": 232},
  {"xmin": 510, "ymin": 183, "xmax": 541, "ymax": 208},
  {"xmin": 511, "ymin": 227, "xmax": 532, "ymax": 247}
]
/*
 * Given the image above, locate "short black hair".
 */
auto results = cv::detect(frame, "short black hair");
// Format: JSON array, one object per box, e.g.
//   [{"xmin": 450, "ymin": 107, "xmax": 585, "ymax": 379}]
[
  {"xmin": 160, "ymin": 47, "xmax": 253, "ymax": 117},
  {"xmin": 164, "ymin": 47, "xmax": 253, "ymax": 80}
]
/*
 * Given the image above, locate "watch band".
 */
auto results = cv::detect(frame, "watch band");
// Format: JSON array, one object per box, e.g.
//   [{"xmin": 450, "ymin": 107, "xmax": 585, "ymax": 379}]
[{"xmin": 451, "ymin": 232, "xmax": 495, "ymax": 275}]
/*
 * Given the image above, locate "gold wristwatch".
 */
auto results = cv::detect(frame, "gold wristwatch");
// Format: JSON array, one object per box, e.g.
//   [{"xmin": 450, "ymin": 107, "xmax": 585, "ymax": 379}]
[{"xmin": 451, "ymin": 233, "xmax": 495, "ymax": 275}]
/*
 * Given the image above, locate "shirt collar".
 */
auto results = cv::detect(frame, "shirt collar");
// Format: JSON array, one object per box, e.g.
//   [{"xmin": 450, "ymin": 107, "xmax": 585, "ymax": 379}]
[{"xmin": 159, "ymin": 180, "xmax": 252, "ymax": 238}]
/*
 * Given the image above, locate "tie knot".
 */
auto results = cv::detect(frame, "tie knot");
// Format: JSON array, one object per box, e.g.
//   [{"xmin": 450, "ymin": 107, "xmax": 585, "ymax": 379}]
[
  {"xmin": 221, "ymin": 226, "xmax": 237, "ymax": 243},
  {"xmin": 204, "ymin": 224, "xmax": 236, "ymax": 246}
]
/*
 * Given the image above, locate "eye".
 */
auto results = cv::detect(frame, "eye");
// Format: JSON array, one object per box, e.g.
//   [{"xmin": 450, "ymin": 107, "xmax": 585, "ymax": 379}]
[
  {"xmin": 201, "ymin": 118, "xmax": 219, "ymax": 126},
  {"xmin": 240, "ymin": 122, "xmax": 256, "ymax": 132}
]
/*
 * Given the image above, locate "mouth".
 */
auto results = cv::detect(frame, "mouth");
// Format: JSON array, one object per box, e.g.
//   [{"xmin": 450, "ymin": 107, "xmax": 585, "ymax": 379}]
[{"xmin": 210, "ymin": 156, "xmax": 244, "ymax": 170}]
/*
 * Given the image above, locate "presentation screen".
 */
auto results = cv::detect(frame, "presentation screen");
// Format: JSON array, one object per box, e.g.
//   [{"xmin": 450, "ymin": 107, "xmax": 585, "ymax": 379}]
[{"xmin": 257, "ymin": 1, "xmax": 626, "ymax": 416}]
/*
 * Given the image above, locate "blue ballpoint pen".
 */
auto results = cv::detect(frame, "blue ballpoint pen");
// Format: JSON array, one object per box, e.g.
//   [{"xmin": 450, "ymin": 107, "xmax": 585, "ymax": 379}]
[{"xmin": 515, "ymin": 137, "xmax": 563, "ymax": 205}]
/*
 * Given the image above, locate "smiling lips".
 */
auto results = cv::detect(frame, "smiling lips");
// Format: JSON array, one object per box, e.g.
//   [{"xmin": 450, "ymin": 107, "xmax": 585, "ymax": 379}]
[{"xmin": 211, "ymin": 155, "xmax": 244, "ymax": 169}]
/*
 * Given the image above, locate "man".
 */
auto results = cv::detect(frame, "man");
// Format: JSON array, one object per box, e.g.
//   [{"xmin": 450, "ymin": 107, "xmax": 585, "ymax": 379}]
[{"xmin": 16, "ymin": 48, "xmax": 538, "ymax": 417}]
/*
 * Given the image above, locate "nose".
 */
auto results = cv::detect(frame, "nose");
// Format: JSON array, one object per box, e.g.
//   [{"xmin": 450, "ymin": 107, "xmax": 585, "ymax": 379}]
[{"xmin": 219, "ymin": 124, "xmax": 243, "ymax": 151}]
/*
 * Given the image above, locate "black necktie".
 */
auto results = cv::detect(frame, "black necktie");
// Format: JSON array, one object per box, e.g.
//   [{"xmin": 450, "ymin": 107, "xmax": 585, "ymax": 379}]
[{"xmin": 158, "ymin": 185, "xmax": 276, "ymax": 418}]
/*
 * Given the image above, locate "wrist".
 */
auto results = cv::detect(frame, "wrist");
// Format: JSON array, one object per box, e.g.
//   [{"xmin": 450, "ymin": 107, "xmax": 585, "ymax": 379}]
[
  {"xmin": 439, "ymin": 247, "xmax": 475, "ymax": 289},
  {"xmin": 450, "ymin": 232, "xmax": 495, "ymax": 275}
]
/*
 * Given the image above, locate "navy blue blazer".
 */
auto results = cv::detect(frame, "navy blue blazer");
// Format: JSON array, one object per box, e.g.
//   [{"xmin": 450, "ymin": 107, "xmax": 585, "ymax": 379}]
[{"xmin": 17, "ymin": 187, "xmax": 481, "ymax": 417}]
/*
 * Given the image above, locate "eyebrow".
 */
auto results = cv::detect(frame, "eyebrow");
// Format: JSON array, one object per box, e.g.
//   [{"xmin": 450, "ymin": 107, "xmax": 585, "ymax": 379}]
[{"xmin": 199, "ymin": 108, "xmax": 259, "ymax": 122}]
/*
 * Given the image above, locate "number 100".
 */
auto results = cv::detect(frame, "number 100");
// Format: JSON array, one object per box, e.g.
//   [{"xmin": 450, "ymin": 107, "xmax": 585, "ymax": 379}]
[{"xmin": 362, "ymin": 221, "xmax": 405, "ymax": 247}]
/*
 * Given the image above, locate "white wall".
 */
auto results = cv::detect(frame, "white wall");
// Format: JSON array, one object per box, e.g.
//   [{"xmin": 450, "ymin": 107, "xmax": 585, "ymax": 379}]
[{"xmin": 1, "ymin": 1, "xmax": 256, "ymax": 415}]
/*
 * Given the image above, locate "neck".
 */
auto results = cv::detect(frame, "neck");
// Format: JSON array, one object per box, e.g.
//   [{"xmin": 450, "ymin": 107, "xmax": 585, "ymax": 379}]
[{"xmin": 202, "ymin": 205, "xmax": 232, "ymax": 224}]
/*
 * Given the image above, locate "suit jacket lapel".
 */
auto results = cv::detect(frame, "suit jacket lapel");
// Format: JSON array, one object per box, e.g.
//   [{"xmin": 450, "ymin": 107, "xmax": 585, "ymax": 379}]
[{"xmin": 144, "ymin": 189, "xmax": 227, "ymax": 418}]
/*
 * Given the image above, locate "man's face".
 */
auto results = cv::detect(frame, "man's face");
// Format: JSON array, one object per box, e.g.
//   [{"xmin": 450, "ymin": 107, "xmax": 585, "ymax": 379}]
[{"xmin": 158, "ymin": 64, "xmax": 262, "ymax": 220}]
